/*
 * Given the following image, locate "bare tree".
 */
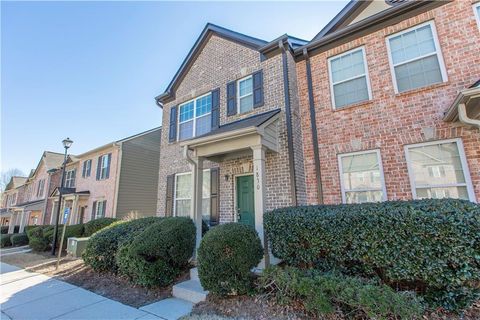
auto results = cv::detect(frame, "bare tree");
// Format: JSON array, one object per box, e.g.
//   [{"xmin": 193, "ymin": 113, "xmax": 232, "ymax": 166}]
[{"xmin": 0, "ymin": 168, "xmax": 26, "ymax": 192}]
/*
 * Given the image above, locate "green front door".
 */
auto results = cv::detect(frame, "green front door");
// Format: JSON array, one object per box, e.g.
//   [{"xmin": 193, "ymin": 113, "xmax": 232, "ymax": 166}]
[{"xmin": 236, "ymin": 175, "xmax": 255, "ymax": 228}]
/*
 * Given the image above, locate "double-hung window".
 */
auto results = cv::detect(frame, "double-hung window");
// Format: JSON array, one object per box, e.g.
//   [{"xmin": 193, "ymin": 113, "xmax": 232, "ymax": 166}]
[
  {"xmin": 328, "ymin": 47, "xmax": 372, "ymax": 109},
  {"xmin": 474, "ymin": 3, "xmax": 480, "ymax": 31},
  {"xmin": 386, "ymin": 21, "xmax": 447, "ymax": 93},
  {"xmin": 99, "ymin": 155, "xmax": 110, "ymax": 180},
  {"xmin": 338, "ymin": 150, "xmax": 387, "ymax": 203},
  {"xmin": 65, "ymin": 170, "xmax": 76, "ymax": 188},
  {"xmin": 237, "ymin": 75, "xmax": 254, "ymax": 113},
  {"xmin": 94, "ymin": 200, "xmax": 107, "ymax": 219},
  {"xmin": 178, "ymin": 94, "xmax": 212, "ymax": 140},
  {"xmin": 405, "ymin": 139, "xmax": 475, "ymax": 201},
  {"xmin": 82, "ymin": 159, "xmax": 92, "ymax": 178},
  {"xmin": 174, "ymin": 170, "xmax": 211, "ymax": 219},
  {"xmin": 36, "ymin": 179, "xmax": 45, "ymax": 197}
]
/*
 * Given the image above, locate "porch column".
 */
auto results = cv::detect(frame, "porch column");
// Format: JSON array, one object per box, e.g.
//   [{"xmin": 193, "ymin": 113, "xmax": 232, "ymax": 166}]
[
  {"xmin": 70, "ymin": 196, "xmax": 78, "ymax": 225},
  {"xmin": 8, "ymin": 212, "xmax": 15, "ymax": 233},
  {"xmin": 251, "ymin": 145, "xmax": 269, "ymax": 267},
  {"xmin": 19, "ymin": 209, "xmax": 27, "ymax": 233},
  {"xmin": 191, "ymin": 157, "xmax": 204, "ymax": 252}
]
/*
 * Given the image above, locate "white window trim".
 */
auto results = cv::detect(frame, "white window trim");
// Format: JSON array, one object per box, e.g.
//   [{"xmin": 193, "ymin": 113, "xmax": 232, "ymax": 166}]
[
  {"xmin": 327, "ymin": 46, "xmax": 373, "ymax": 109},
  {"xmin": 385, "ymin": 20, "xmax": 448, "ymax": 94},
  {"xmin": 338, "ymin": 149, "xmax": 387, "ymax": 204},
  {"xmin": 173, "ymin": 169, "xmax": 211, "ymax": 218},
  {"xmin": 95, "ymin": 200, "xmax": 107, "ymax": 219},
  {"xmin": 99, "ymin": 155, "xmax": 109, "ymax": 180},
  {"xmin": 474, "ymin": 3, "xmax": 480, "ymax": 31},
  {"xmin": 237, "ymin": 75, "xmax": 254, "ymax": 114},
  {"xmin": 65, "ymin": 170, "xmax": 75, "ymax": 188},
  {"xmin": 177, "ymin": 92, "xmax": 212, "ymax": 141},
  {"xmin": 404, "ymin": 138, "xmax": 476, "ymax": 202},
  {"xmin": 84, "ymin": 159, "xmax": 92, "ymax": 177}
]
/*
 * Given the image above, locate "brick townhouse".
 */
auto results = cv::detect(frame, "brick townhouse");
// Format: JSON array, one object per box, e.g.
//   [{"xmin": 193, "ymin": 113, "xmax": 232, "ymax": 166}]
[
  {"xmin": 293, "ymin": 0, "xmax": 479, "ymax": 205},
  {"xmin": 154, "ymin": 24, "xmax": 308, "ymax": 256}
]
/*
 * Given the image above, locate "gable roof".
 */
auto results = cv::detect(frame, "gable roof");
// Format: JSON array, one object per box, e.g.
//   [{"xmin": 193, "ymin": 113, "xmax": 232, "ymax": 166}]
[
  {"xmin": 4, "ymin": 176, "xmax": 28, "ymax": 191},
  {"xmin": 28, "ymin": 151, "xmax": 65, "ymax": 181},
  {"xmin": 155, "ymin": 23, "xmax": 268, "ymax": 105}
]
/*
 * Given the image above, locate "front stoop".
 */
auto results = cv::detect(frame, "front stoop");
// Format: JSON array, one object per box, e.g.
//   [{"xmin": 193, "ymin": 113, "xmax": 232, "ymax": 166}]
[{"xmin": 172, "ymin": 268, "xmax": 208, "ymax": 304}]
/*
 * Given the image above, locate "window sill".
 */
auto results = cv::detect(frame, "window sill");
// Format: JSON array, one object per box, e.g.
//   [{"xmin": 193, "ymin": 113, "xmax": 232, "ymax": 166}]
[{"xmin": 332, "ymin": 99, "xmax": 374, "ymax": 112}]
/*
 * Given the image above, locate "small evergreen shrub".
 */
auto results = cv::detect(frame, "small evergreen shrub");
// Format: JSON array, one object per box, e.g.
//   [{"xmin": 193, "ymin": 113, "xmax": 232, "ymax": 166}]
[
  {"xmin": 197, "ymin": 223, "xmax": 263, "ymax": 296},
  {"xmin": 82, "ymin": 217, "xmax": 161, "ymax": 273},
  {"xmin": 116, "ymin": 217, "xmax": 195, "ymax": 287},
  {"xmin": 1, "ymin": 234, "xmax": 12, "ymax": 247},
  {"xmin": 264, "ymin": 199, "xmax": 480, "ymax": 312},
  {"xmin": 27, "ymin": 226, "xmax": 50, "ymax": 251},
  {"xmin": 45, "ymin": 224, "xmax": 85, "ymax": 249},
  {"xmin": 10, "ymin": 233, "xmax": 29, "ymax": 246},
  {"xmin": 83, "ymin": 218, "xmax": 118, "ymax": 237},
  {"xmin": 260, "ymin": 266, "xmax": 424, "ymax": 319}
]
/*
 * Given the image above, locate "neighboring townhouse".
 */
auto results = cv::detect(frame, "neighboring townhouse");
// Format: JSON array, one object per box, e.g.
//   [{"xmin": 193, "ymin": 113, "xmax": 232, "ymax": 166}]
[
  {"xmin": 155, "ymin": 24, "xmax": 308, "ymax": 255},
  {"xmin": 0, "ymin": 176, "xmax": 27, "ymax": 228},
  {"xmin": 293, "ymin": 0, "xmax": 480, "ymax": 205},
  {"xmin": 2, "ymin": 152, "xmax": 65, "ymax": 232},
  {"xmin": 45, "ymin": 127, "xmax": 161, "ymax": 225}
]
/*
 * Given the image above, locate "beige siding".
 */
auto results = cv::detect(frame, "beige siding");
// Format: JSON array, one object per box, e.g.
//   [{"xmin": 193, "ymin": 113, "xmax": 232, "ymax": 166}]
[{"xmin": 116, "ymin": 129, "xmax": 161, "ymax": 219}]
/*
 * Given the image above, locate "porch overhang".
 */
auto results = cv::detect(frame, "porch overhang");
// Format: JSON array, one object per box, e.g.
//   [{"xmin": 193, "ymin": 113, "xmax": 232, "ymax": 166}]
[
  {"xmin": 444, "ymin": 83, "xmax": 480, "ymax": 130},
  {"xmin": 180, "ymin": 109, "xmax": 281, "ymax": 160}
]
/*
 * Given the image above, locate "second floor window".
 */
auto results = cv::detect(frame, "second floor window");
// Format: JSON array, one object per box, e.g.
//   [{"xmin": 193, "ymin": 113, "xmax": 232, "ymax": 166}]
[
  {"xmin": 178, "ymin": 93, "xmax": 212, "ymax": 140},
  {"xmin": 97, "ymin": 154, "xmax": 111, "ymax": 180},
  {"xmin": 238, "ymin": 75, "xmax": 254, "ymax": 113},
  {"xmin": 386, "ymin": 21, "xmax": 447, "ymax": 93},
  {"xmin": 9, "ymin": 194, "xmax": 16, "ymax": 206},
  {"xmin": 36, "ymin": 179, "xmax": 45, "ymax": 197},
  {"xmin": 65, "ymin": 169, "xmax": 76, "ymax": 188},
  {"xmin": 474, "ymin": 3, "xmax": 480, "ymax": 31},
  {"xmin": 328, "ymin": 47, "xmax": 371, "ymax": 109},
  {"xmin": 82, "ymin": 159, "xmax": 92, "ymax": 178}
]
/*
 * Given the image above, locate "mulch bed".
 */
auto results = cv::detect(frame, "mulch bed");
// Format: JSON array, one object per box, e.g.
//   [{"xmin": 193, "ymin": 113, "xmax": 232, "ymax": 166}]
[{"xmin": 192, "ymin": 294, "xmax": 480, "ymax": 320}]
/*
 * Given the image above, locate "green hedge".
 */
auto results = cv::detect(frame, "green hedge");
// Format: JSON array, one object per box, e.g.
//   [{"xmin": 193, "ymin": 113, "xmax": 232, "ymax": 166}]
[
  {"xmin": 116, "ymin": 217, "xmax": 195, "ymax": 287},
  {"xmin": 83, "ymin": 218, "xmax": 118, "ymax": 237},
  {"xmin": 1, "ymin": 226, "xmax": 19, "ymax": 234},
  {"xmin": 11, "ymin": 233, "xmax": 29, "ymax": 246},
  {"xmin": 82, "ymin": 217, "xmax": 162, "ymax": 273},
  {"xmin": 197, "ymin": 223, "xmax": 263, "ymax": 296},
  {"xmin": 27, "ymin": 226, "xmax": 50, "ymax": 251},
  {"xmin": 264, "ymin": 199, "xmax": 480, "ymax": 311},
  {"xmin": 260, "ymin": 266, "xmax": 423, "ymax": 319},
  {"xmin": 1, "ymin": 234, "xmax": 12, "ymax": 247}
]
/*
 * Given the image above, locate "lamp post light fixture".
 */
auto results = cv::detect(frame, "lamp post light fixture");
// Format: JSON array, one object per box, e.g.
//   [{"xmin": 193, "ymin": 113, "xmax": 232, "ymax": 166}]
[{"xmin": 51, "ymin": 137, "xmax": 73, "ymax": 255}]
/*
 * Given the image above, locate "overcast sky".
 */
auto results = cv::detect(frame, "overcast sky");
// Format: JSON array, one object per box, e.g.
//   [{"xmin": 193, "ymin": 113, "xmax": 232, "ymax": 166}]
[{"xmin": 1, "ymin": 1, "xmax": 348, "ymax": 174}]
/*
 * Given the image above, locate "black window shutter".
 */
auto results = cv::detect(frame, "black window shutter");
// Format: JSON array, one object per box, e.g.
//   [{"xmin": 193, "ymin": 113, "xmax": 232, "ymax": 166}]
[
  {"xmin": 210, "ymin": 168, "xmax": 220, "ymax": 226},
  {"xmin": 105, "ymin": 153, "xmax": 112, "ymax": 179},
  {"xmin": 96, "ymin": 157, "xmax": 102, "ymax": 180},
  {"xmin": 253, "ymin": 70, "xmax": 264, "ymax": 108},
  {"xmin": 226, "ymin": 81, "xmax": 237, "ymax": 116},
  {"xmin": 165, "ymin": 174, "xmax": 175, "ymax": 216},
  {"xmin": 211, "ymin": 88, "xmax": 220, "ymax": 130},
  {"xmin": 91, "ymin": 201, "xmax": 97, "ymax": 220},
  {"xmin": 169, "ymin": 106, "xmax": 178, "ymax": 142}
]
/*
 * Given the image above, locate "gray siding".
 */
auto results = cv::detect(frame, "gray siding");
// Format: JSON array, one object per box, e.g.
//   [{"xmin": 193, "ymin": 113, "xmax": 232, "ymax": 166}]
[{"xmin": 116, "ymin": 129, "xmax": 161, "ymax": 219}]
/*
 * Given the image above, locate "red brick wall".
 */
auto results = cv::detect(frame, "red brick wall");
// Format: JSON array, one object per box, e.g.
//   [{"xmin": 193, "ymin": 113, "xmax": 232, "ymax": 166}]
[{"xmin": 297, "ymin": 0, "xmax": 480, "ymax": 205}]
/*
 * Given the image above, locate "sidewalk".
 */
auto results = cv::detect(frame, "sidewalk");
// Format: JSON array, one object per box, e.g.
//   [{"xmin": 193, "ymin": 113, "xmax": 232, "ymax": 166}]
[{"xmin": 0, "ymin": 262, "xmax": 163, "ymax": 320}]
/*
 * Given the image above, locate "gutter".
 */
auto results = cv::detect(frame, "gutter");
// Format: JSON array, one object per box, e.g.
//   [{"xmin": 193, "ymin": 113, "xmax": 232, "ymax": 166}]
[{"xmin": 303, "ymin": 49, "xmax": 324, "ymax": 204}]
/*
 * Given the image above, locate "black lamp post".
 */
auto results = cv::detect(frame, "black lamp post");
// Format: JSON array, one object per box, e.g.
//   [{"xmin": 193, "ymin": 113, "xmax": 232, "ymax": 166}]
[{"xmin": 51, "ymin": 137, "xmax": 73, "ymax": 255}]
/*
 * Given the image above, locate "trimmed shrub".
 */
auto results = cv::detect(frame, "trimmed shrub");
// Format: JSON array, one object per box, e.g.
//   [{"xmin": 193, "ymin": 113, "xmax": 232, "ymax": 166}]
[
  {"xmin": 27, "ymin": 226, "xmax": 50, "ymax": 251},
  {"xmin": 1, "ymin": 234, "xmax": 12, "ymax": 247},
  {"xmin": 197, "ymin": 223, "xmax": 263, "ymax": 296},
  {"xmin": 83, "ymin": 218, "xmax": 118, "ymax": 237},
  {"xmin": 260, "ymin": 266, "xmax": 423, "ymax": 319},
  {"xmin": 44, "ymin": 224, "xmax": 85, "ymax": 249},
  {"xmin": 1, "ymin": 226, "xmax": 9, "ymax": 234},
  {"xmin": 116, "ymin": 217, "xmax": 195, "ymax": 287},
  {"xmin": 264, "ymin": 199, "xmax": 480, "ymax": 311},
  {"xmin": 11, "ymin": 233, "xmax": 29, "ymax": 246},
  {"xmin": 82, "ymin": 217, "xmax": 161, "ymax": 273}
]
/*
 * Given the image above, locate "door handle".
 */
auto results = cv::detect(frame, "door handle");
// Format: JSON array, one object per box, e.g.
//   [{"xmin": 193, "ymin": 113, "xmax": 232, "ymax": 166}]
[{"xmin": 236, "ymin": 208, "xmax": 241, "ymax": 221}]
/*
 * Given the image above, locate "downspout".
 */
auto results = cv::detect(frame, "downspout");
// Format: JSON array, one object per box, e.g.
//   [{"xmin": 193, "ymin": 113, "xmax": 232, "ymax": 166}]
[
  {"xmin": 303, "ymin": 48, "xmax": 324, "ymax": 204},
  {"xmin": 112, "ymin": 143, "xmax": 122, "ymax": 219},
  {"xmin": 280, "ymin": 40, "xmax": 298, "ymax": 206}
]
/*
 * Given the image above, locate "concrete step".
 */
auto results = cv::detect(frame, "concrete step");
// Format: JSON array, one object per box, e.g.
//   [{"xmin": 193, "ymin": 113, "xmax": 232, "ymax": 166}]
[
  {"xmin": 172, "ymin": 279, "xmax": 208, "ymax": 304},
  {"xmin": 189, "ymin": 267, "xmax": 199, "ymax": 280}
]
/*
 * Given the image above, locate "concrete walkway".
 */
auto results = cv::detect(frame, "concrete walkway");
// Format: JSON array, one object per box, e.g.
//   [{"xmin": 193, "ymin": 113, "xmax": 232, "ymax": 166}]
[{"xmin": 0, "ymin": 262, "xmax": 194, "ymax": 320}]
